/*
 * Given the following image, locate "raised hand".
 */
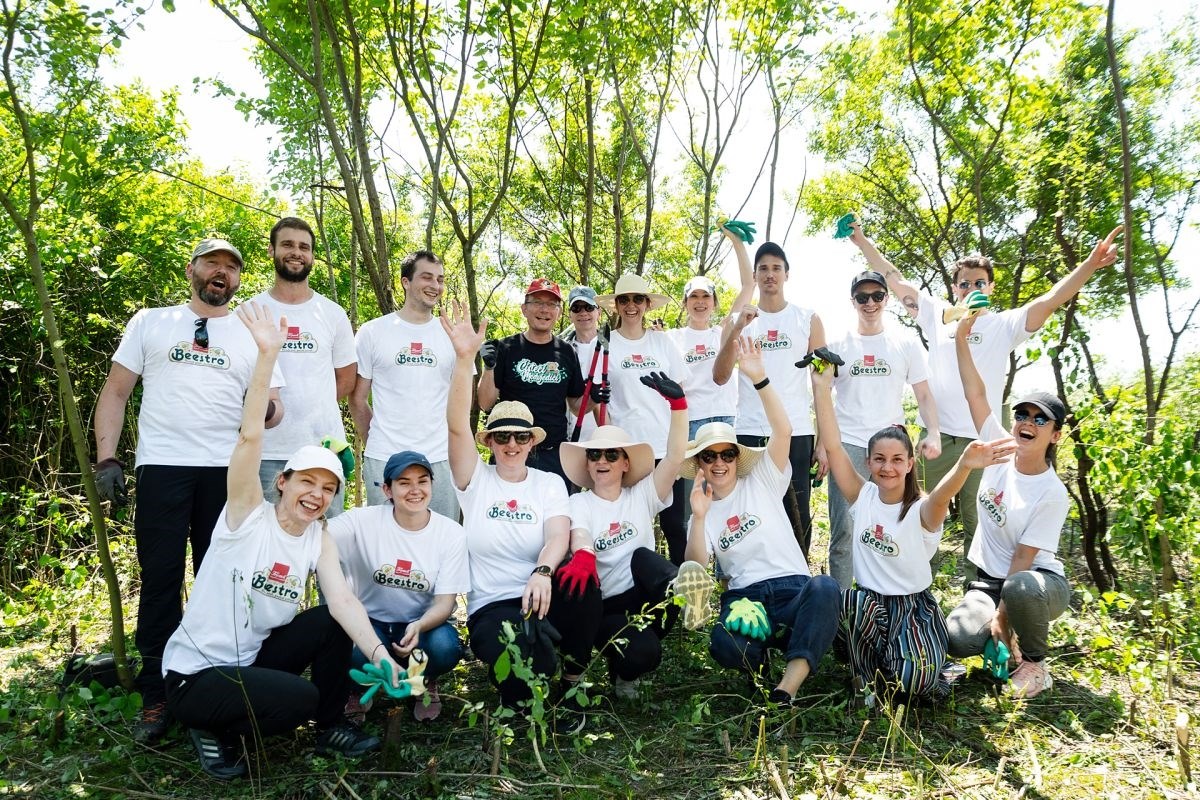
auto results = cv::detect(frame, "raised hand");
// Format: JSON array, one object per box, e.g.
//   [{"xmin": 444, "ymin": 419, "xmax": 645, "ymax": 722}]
[
  {"xmin": 236, "ymin": 300, "xmax": 285, "ymax": 354},
  {"xmin": 719, "ymin": 219, "xmax": 757, "ymax": 244},
  {"xmin": 734, "ymin": 335, "xmax": 765, "ymax": 383},
  {"xmin": 1082, "ymin": 225, "xmax": 1123, "ymax": 272},
  {"xmin": 639, "ymin": 371, "xmax": 686, "ymax": 409},
  {"xmin": 959, "ymin": 437, "xmax": 1018, "ymax": 471},
  {"xmin": 439, "ymin": 298, "xmax": 488, "ymax": 358},
  {"xmin": 690, "ymin": 476, "xmax": 713, "ymax": 517},
  {"xmin": 732, "ymin": 304, "xmax": 759, "ymax": 333},
  {"xmin": 834, "ymin": 212, "xmax": 856, "ymax": 239}
]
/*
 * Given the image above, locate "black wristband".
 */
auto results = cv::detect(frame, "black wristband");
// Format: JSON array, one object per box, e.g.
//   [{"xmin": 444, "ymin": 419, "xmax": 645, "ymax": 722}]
[
  {"xmin": 264, "ymin": 399, "xmax": 277, "ymax": 422},
  {"xmin": 753, "ymin": 377, "xmax": 770, "ymax": 390}
]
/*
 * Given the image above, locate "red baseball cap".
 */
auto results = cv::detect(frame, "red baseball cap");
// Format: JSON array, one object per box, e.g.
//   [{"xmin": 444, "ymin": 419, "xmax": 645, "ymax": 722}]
[{"xmin": 524, "ymin": 277, "xmax": 562, "ymax": 301}]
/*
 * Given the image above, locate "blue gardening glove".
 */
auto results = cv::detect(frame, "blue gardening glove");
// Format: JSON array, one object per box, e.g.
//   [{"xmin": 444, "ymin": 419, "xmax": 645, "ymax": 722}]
[
  {"xmin": 833, "ymin": 213, "xmax": 857, "ymax": 239},
  {"xmin": 321, "ymin": 436, "xmax": 355, "ymax": 482},
  {"xmin": 983, "ymin": 638, "xmax": 1012, "ymax": 681},
  {"xmin": 480, "ymin": 339, "xmax": 498, "ymax": 370},
  {"xmin": 93, "ymin": 458, "xmax": 128, "ymax": 507},
  {"xmin": 588, "ymin": 382, "xmax": 611, "ymax": 405},
  {"xmin": 724, "ymin": 598, "xmax": 771, "ymax": 641},
  {"xmin": 639, "ymin": 371, "xmax": 686, "ymax": 410}
]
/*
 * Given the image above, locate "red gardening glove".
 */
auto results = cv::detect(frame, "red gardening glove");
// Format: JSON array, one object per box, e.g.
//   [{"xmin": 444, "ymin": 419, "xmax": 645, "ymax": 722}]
[{"xmin": 556, "ymin": 550, "xmax": 599, "ymax": 598}]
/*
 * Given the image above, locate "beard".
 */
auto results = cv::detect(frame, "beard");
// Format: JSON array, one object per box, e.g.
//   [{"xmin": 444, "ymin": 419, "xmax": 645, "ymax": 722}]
[
  {"xmin": 192, "ymin": 273, "xmax": 236, "ymax": 306},
  {"xmin": 274, "ymin": 254, "xmax": 313, "ymax": 283}
]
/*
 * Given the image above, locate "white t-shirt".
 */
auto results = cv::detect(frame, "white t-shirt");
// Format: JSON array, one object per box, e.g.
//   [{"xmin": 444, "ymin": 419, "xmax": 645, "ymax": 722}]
[
  {"xmin": 916, "ymin": 294, "xmax": 1031, "ymax": 438},
  {"xmin": 735, "ymin": 304, "xmax": 815, "ymax": 437},
  {"xmin": 849, "ymin": 482, "xmax": 941, "ymax": 595},
  {"xmin": 254, "ymin": 291, "xmax": 356, "ymax": 460},
  {"xmin": 606, "ymin": 328, "xmax": 685, "ymax": 457},
  {"xmin": 162, "ymin": 501, "xmax": 323, "ymax": 676},
  {"xmin": 569, "ymin": 478, "xmax": 669, "ymax": 598},
  {"xmin": 830, "ymin": 328, "xmax": 929, "ymax": 448},
  {"xmin": 112, "ymin": 305, "xmax": 285, "ymax": 467},
  {"xmin": 328, "ymin": 505, "xmax": 470, "ymax": 623},
  {"xmin": 970, "ymin": 415, "xmax": 1068, "ymax": 577},
  {"xmin": 668, "ymin": 325, "xmax": 737, "ymax": 422},
  {"xmin": 695, "ymin": 457, "xmax": 810, "ymax": 590},
  {"xmin": 567, "ymin": 335, "xmax": 602, "ymax": 441},
  {"xmin": 457, "ymin": 460, "xmax": 570, "ymax": 615},
  {"xmin": 356, "ymin": 314, "xmax": 457, "ymax": 462}
]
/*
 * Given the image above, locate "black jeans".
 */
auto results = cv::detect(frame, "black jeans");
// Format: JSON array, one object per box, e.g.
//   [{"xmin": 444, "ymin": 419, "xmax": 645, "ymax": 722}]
[
  {"xmin": 736, "ymin": 434, "xmax": 814, "ymax": 557},
  {"xmin": 134, "ymin": 464, "xmax": 227, "ymax": 705},
  {"xmin": 655, "ymin": 463, "xmax": 687, "ymax": 565},
  {"xmin": 164, "ymin": 606, "xmax": 352, "ymax": 740},
  {"xmin": 595, "ymin": 548, "xmax": 680, "ymax": 681}
]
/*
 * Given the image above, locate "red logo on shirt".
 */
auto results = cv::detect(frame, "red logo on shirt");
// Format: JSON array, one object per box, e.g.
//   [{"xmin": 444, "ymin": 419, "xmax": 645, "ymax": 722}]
[
  {"xmin": 411, "ymin": 342, "xmax": 423, "ymax": 355},
  {"xmin": 608, "ymin": 522, "xmax": 621, "ymax": 536},
  {"xmin": 994, "ymin": 491, "xmax": 1004, "ymax": 504},
  {"xmin": 395, "ymin": 559, "xmax": 412, "ymax": 577},
  {"xmin": 286, "ymin": 326, "xmax": 301, "ymax": 341},
  {"xmin": 873, "ymin": 524, "xmax": 885, "ymax": 542},
  {"xmin": 863, "ymin": 354, "xmax": 875, "ymax": 366},
  {"xmin": 269, "ymin": 562, "xmax": 290, "ymax": 582},
  {"xmin": 726, "ymin": 516, "xmax": 741, "ymax": 533},
  {"xmin": 506, "ymin": 499, "xmax": 519, "ymax": 510},
  {"xmin": 696, "ymin": 344, "xmax": 707, "ymax": 354},
  {"xmin": 766, "ymin": 330, "xmax": 778, "ymax": 342},
  {"xmin": 631, "ymin": 354, "xmax": 644, "ymax": 364}
]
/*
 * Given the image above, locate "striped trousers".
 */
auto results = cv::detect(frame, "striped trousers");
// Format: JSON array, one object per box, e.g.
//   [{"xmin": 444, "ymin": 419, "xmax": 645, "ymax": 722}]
[{"xmin": 839, "ymin": 587, "xmax": 949, "ymax": 699}]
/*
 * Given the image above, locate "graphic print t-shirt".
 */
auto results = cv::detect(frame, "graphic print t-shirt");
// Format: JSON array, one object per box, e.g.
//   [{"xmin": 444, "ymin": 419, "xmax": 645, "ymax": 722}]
[{"xmin": 492, "ymin": 333, "xmax": 584, "ymax": 447}]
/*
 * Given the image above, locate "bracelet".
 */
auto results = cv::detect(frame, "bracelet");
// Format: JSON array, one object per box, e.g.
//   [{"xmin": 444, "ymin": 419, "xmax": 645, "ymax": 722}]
[
  {"xmin": 371, "ymin": 642, "xmax": 386, "ymax": 662},
  {"xmin": 753, "ymin": 377, "xmax": 770, "ymax": 390}
]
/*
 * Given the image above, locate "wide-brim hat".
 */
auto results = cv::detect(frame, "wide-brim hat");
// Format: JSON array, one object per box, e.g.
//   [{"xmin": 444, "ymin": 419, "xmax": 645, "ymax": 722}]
[
  {"xmin": 679, "ymin": 422, "xmax": 765, "ymax": 479},
  {"xmin": 475, "ymin": 400, "xmax": 547, "ymax": 446},
  {"xmin": 595, "ymin": 273, "xmax": 671, "ymax": 313},
  {"xmin": 560, "ymin": 425, "xmax": 655, "ymax": 490},
  {"xmin": 283, "ymin": 444, "xmax": 345, "ymax": 491}
]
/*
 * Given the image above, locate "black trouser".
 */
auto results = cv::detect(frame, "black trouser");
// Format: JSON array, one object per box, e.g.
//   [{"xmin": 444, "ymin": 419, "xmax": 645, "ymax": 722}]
[
  {"xmin": 134, "ymin": 464, "xmax": 227, "ymax": 705},
  {"xmin": 656, "ymin": 465, "xmax": 687, "ymax": 565},
  {"xmin": 736, "ymin": 434, "xmax": 814, "ymax": 558},
  {"xmin": 467, "ymin": 570, "xmax": 602, "ymax": 708},
  {"xmin": 596, "ymin": 548, "xmax": 680, "ymax": 681},
  {"xmin": 525, "ymin": 443, "xmax": 571, "ymax": 492},
  {"xmin": 164, "ymin": 606, "xmax": 352, "ymax": 741}
]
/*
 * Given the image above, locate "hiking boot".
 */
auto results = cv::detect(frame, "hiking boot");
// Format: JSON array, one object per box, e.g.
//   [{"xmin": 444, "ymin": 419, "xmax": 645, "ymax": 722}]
[
  {"xmin": 134, "ymin": 700, "xmax": 170, "ymax": 745},
  {"xmin": 1008, "ymin": 658, "xmax": 1053, "ymax": 699},
  {"xmin": 669, "ymin": 561, "xmax": 714, "ymax": 630},
  {"xmin": 413, "ymin": 679, "xmax": 441, "ymax": 722},
  {"xmin": 314, "ymin": 722, "xmax": 380, "ymax": 757},
  {"xmin": 613, "ymin": 676, "xmax": 641, "ymax": 701},
  {"xmin": 189, "ymin": 728, "xmax": 247, "ymax": 781}
]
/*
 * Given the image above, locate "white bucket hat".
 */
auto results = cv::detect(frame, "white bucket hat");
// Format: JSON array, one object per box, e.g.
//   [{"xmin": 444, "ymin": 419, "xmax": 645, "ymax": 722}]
[
  {"xmin": 595, "ymin": 273, "xmax": 671, "ymax": 313},
  {"xmin": 679, "ymin": 422, "xmax": 765, "ymax": 479},
  {"xmin": 560, "ymin": 425, "xmax": 655, "ymax": 490}
]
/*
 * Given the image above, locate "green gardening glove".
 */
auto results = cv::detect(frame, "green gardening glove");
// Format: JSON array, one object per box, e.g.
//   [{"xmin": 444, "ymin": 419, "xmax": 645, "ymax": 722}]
[
  {"xmin": 321, "ymin": 435, "xmax": 355, "ymax": 482},
  {"xmin": 724, "ymin": 598, "xmax": 771, "ymax": 641},
  {"xmin": 717, "ymin": 218, "xmax": 757, "ymax": 244},
  {"xmin": 348, "ymin": 659, "xmax": 426, "ymax": 705},
  {"xmin": 833, "ymin": 213, "xmax": 857, "ymax": 239},
  {"xmin": 941, "ymin": 290, "xmax": 991, "ymax": 324},
  {"xmin": 982, "ymin": 638, "xmax": 1011, "ymax": 681}
]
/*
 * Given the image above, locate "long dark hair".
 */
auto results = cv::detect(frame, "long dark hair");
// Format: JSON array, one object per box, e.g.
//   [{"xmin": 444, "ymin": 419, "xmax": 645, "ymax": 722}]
[{"xmin": 866, "ymin": 426, "xmax": 921, "ymax": 521}]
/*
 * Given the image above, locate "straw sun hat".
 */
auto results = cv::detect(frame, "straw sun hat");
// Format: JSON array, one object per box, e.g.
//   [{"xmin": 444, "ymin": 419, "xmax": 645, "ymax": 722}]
[
  {"xmin": 474, "ymin": 401, "xmax": 547, "ymax": 447},
  {"xmin": 679, "ymin": 422, "xmax": 765, "ymax": 479},
  {"xmin": 595, "ymin": 273, "xmax": 671, "ymax": 314},
  {"xmin": 560, "ymin": 426, "xmax": 655, "ymax": 490}
]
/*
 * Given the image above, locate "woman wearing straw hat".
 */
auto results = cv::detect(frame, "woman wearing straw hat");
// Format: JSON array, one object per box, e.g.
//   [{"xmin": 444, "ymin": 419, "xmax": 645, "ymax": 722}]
[
  {"xmin": 596, "ymin": 273, "xmax": 688, "ymax": 564},
  {"xmin": 441, "ymin": 301, "xmax": 602, "ymax": 716},
  {"xmin": 558, "ymin": 376, "xmax": 713, "ymax": 700},
  {"xmin": 162, "ymin": 302, "xmax": 404, "ymax": 780},
  {"xmin": 683, "ymin": 336, "xmax": 841, "ymax": 705}
]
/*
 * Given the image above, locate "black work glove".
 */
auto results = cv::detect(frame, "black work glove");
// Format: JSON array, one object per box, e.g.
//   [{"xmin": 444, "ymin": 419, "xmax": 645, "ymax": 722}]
[
  {"xmin": 480, "ymin": 340, "xmax": 498, "ymax": 370},
  {"xmin": 588, "ymin": 382, "xmax": 611, "ymax": 405},
  {"xmin": 795, "ymin": 346, "xmax": 846, "ymax": 376},
  {"xmin": 639, "ymin": 371, "xmax": 685, "ymax": 400},
  {"xmin": 93, "ymin": 458, "xmax": 128, "ymax": 508}
]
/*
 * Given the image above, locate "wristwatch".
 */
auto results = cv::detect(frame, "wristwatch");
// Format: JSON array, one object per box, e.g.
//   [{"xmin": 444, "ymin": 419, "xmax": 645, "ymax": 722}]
[{"xmin": 531, "ymin": 565, "xmax": 553, "ymax": 577}]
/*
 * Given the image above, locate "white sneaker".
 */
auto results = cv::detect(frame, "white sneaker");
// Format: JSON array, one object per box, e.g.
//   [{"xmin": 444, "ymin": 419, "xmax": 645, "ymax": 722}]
[
  {"xmin": 670, "ymin": 561, "xmax": 714, "ymax": 630},
  {"xmin": 1008, "ymin": 658, "xmax": 1053, "ymax": 699},
  {"xmin": 613, "ymin": 676, "xmax": 641, "ymax": 701}
]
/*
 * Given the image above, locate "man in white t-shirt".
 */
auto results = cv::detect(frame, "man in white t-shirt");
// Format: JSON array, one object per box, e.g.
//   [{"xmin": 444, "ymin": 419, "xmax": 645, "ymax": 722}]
[
  {"xmin": 713, "ymin": 242, "xmax": 825, "ymax": 556},
  {"xmin": 351, "ymin": 251, "xmax": 460, "ymax": 518},
  {"xmin": 823, "ymin": 270, "xmax": 941, "ymax": 589},
  {"xmin": 850, "ymin": 219, "xmax": 1121, "ymax": 575},
  {"xmin": 254, "ymin": 217, "xmax": 356, "ymax": 515},
  {"xmin": 92, "ymin": 238, "xmax": 285, "ymax": 743}
]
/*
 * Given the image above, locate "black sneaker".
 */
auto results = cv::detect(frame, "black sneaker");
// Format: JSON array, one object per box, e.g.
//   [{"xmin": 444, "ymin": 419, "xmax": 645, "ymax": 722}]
[
  {"xmin": 189, "ymin": 728, "xmax": 247, "ymax": 780},
  {"xmin": 767, "ymin": 688, "xmax": 795, "ymax": 707},
  {"xmin": 314, "ymin": 722, "xmax": 380, "ymax": 757},
  {"xmin": 134, "ymin": 700, "xmax": 170, "ymax": 745},
  {"xmin": 550, "ymin": 680, "xmax": 588, "ymax": 735}
]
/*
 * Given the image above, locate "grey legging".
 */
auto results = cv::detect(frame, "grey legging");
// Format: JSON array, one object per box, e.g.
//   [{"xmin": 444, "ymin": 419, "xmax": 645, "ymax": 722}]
[{"xmin": 946, "ymin": 569, "xmax": 1069, "ymax": 661}]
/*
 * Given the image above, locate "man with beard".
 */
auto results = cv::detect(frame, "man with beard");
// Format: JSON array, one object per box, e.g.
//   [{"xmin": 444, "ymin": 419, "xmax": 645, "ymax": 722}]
[
  {"xmin": 92, "ymin": 237, "xmax": 285, "ymax": 744},
  {"xmin": 253, "ymin": 217, "xmax": 356, "ymax": 513}
]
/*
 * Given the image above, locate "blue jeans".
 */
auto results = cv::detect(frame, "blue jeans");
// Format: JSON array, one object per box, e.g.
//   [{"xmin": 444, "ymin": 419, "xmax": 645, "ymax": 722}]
[
  {"xmin": 351, "ymin": 619, "xmax": 463, "ymax": 680},
  {"xmin": 710, "ymin": 574, "xmax": 840, "ymax": 674},
  {"xmin": 688, "ymin": 415, "xmax": 735, "ymax": 440}
]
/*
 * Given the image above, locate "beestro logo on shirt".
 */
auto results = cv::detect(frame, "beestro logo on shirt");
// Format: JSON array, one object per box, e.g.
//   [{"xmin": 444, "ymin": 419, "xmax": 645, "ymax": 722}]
[
  {"xmin": 281, "ymin": 325, "xmax": 318, "ymax": 352},
  {"xmin": 395, "ymin": 341, "xmax": 438, "ymax": 367},
  {"xmin": 979, "ymin": 488, "xmax": 1007, "ymax": 526},
  {"xmin": 594, "ymin": 520, "xmax": 637, "ymax": 552},
  {"xmin": 169, "ymin": 341, "xmax": 231, "ymax": 369},
  {"xmin": 514, "ymin": 358, "xmax": 566, "ymax": 384},
  {"xmin": 754, "ymin": 330, "xmax": 792, "ymax": 351},
  {"xmin": 848, "ymin": 354, "xmax": 892, "ymax": 377},
  {"xmin": 487, "ymin": 498, "xmax": 538, "ymax": 523},
  {"xmin": 946, "ymin": 327, "xmax": 983, "ymax": 345},
  {"xmin": 251, "ymin": 561, "xmax": 304, "ymax": 603},
  {"xmin": 860, "ymin": 524, "xmax": 900, "ymax": 557},
  {"xmin": 717, "ymin": 513, "xmax": 761, "ymax": 551},
  {"xmin": 619, "ymin": 353, "xmax": 661, "ymax": 370},
  {"xmin": 372, "ymin": 559, "xmax": 432, "ymax": 592},
  {"xmin": 684, "ymin": 344, "xmax": 714, "ymax": 364}
]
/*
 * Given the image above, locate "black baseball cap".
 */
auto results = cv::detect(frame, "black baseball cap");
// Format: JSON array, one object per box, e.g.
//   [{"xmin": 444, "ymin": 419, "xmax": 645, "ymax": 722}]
[
  {"xmin": 850, "ymin": 270, "xmax": 887, "ymax": 293},
  {"xmin": 1013, "ymin": 392, "xmax": 1066, "ymax": 425}
]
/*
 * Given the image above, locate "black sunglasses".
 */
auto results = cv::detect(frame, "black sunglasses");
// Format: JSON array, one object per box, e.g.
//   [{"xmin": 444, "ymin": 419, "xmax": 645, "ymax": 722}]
[
  {"xmin": 854, "ymin": 291, "xmax": 887, "ymax": 305},
  {"xmin": 697, "ymin": 447, "xmax": 739, "ymax": 464},
  {"xmin": 586, "ymin": 448, "xmax": 624, "ymax": 463},
  {"xmin": 616, "ymin": 294, "xmax": 649, "ymax": 306},
  {"xmin": 490, "ymin": 431, "xmax": 534, "ymax": 444},
  {"xmin": 1013, "ymin": 409, "xmax": 1053, "ymax": 427},
  {"xmin": 194, "ymin": 317, "xmax": 209, "ymax": 350},
  {"xmin": 957, "ymin": 279, "xmax": 989, "ymax": 291},
  {"xmin": 570, "ymin": 302, "xmax": 596, "ymax": 313}
]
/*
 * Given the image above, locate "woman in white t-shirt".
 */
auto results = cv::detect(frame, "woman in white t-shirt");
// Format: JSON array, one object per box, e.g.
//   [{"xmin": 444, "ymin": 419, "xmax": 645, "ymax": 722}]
[
  {"xmin": 596, "ymin": 273, "xmax": 688, "ymax": 564},
  {"xmin": 811, "ymin": 363, "xmax": 1015, "ymax": 705},
  {"xmin": 558, "ymin": 374, "xmax": 713, "ymax": 700},
  {"xmin": 441, "ymin": 301, "xmax": 602, "ymax": 716},
  {"xmin": 947, "ymin": 314, "xmax": 1074, "ymax": 699},
  {"xmin": 162, "ymin": 302, "xmax": 406, "ymax": 780},
  {"xmin": 328, "ymin": 450, "xmax": 469, "ymax": 722},
  {"xmin": 683, "ymin": 337, "xmax": 841, "ymax": 706}
]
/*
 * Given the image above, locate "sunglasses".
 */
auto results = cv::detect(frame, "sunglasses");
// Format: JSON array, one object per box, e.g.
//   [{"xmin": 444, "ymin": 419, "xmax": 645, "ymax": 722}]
[
  {"xmin": 616, "ymin": 294, "xmax": 649, "ymax": 306},
  {"xmin": 957, "ymin": 279, "xmax": 989, "ymax": 291},
  {"xmin": 854, "ymin": 290, "xmax": 887, "ymax": 305},
  {"xmin": 490, "ymin": 431, "xmax": 534, "ymax": 444},
  {"xmin": 1014, "ymin": 409, "xmax": 1053, "ymax": 427},
  {"xmin": 194, "ymin": 317, "xmax": 209, "ymax": 350},
  {"xmin": 525, "ymin": 298, "xmax": 561, "ymax": 309},
  {"xmin": 586, "ymin": 448, "xmax": 625, "ymax": 463},
  {"xmin": 697, "ymin": 447, "xmax": 739, "ymax": 464},
  {"xmin": 570, "ymin": 302, "xmax": 596, "ymax": 313}
]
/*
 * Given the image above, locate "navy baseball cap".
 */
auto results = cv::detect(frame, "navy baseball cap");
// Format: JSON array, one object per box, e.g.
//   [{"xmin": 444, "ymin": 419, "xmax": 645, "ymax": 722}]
[{"xmin": 383, "ymin": 451, "xmax": 434, "ymax": 483}]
